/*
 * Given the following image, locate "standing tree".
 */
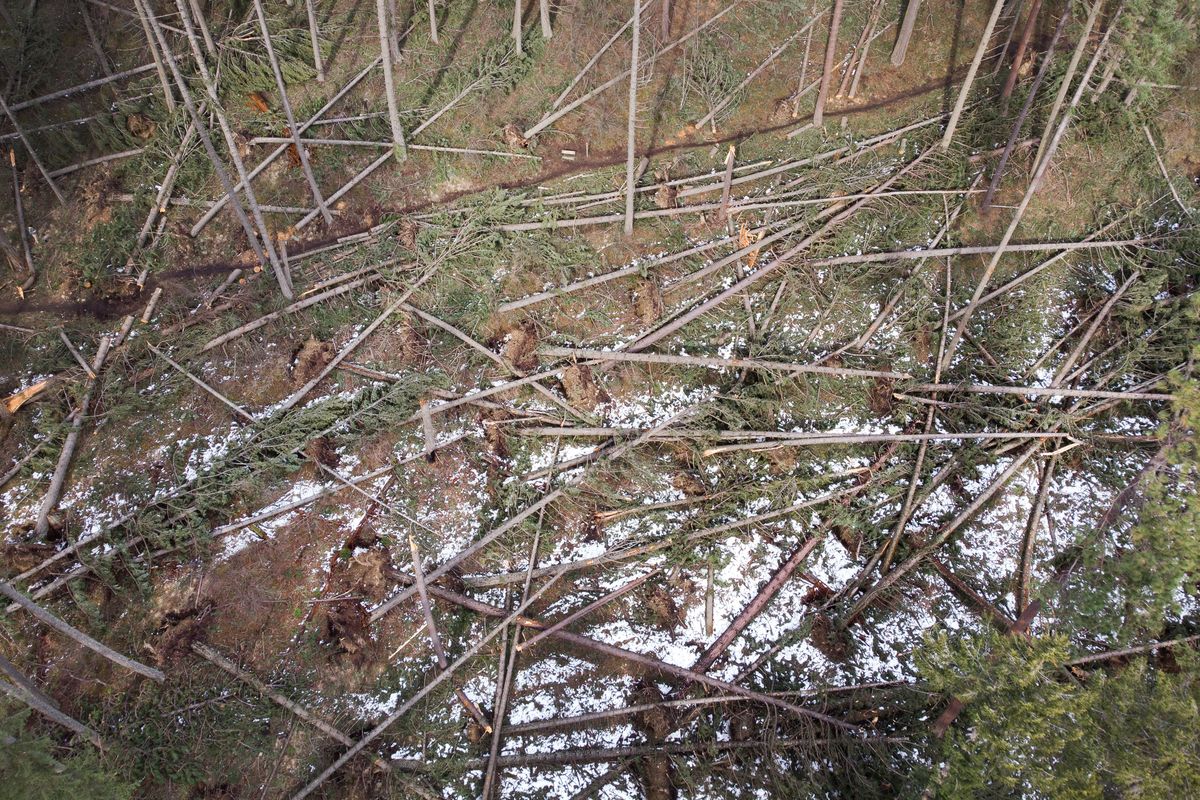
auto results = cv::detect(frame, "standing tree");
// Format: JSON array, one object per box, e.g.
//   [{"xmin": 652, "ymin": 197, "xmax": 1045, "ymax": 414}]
[
  {"xmin": 890, "ymin": 0, "xmax": 922, "ymax": 66},
  {"xmin": 377, "ymin": 0, "xmax": 408, "ymax": 161},
  {"xmin": 813, "ymin": 0, "xmax": 844, "ymax": 126},
  {"xmin": 624, "ymin": 0, "xmax": 641, "ymax": 236},
  {"xmin": 1000, "ymin": 0, "xmax": 1044, "ymax": 104},
  {"xmin": 513, "ymin": 0, "xmax": 523, "ymax": 55},
  {"xmin": 305, "ymin": 0, "xmax": 325, "ymax": 81}
]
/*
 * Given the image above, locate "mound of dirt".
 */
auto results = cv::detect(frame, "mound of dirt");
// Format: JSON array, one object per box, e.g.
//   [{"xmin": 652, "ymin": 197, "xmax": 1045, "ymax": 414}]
[
  {"xmin": 560, "ymin": 364, "xmax": 606, "ymax": 409},
  {"xmin": 291, "ymin": 336, "xmax": 335, "ymax": 387},
  {"xmin": 149, "ymin": 601, "xmax": 215, "ymax": 667},
  {"xmin": 644, "ymin": 583, "xmax": 683, "ymax": 630},
  {"xmin": 322, "ymin": 599, "xmax": 374, "ymax": 666},
  {"xmin": 632, "ymin": 278, "xmax": 664, "ymax": 325},
  {"xmin": 501, "ymin": 323, "xmax": 539, "ymax": 372}
]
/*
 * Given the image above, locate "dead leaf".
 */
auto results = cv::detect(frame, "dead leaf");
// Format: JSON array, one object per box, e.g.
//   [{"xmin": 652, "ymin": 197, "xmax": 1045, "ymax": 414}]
[
  {"xmin": 283, "ymin": 127, "xmax": 302, "ymax": 168},
  {"xmin": 247, "ymin": 92, "xmax": 270, "ymax": 113}
]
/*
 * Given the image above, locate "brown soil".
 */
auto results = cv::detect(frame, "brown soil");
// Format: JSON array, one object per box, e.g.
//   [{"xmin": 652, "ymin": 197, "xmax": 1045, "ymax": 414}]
[
  {"xmin": 149, "ymin": 601, "xmax": 215, "ymax": 668},
  {"xmin": 632, "ymin": 277, "xmax": 665, "ymax": 326},
  {"xmin": 500, "ymin": 322, "xmax": 540, "ymax": 372},
  {"xmin": 560, "ymin": 363, "xmax": 606, "ymax": 409},
  {"xmin": 291, "ymin": 336, "xmax": 336, "ymax": 387}
]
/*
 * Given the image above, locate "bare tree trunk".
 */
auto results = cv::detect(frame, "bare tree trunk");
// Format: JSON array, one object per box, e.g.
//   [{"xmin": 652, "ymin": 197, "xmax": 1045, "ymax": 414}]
[
  {"xmin": 0, "ymin": 94, "xmax": 64, "ymax": 203},
  {"xmin": 252, "ymin": 0, "xmax": 332, "ymax": 224},
  {"xmin": 0, "ymin": 580, "xmax": 165, "ymax": 682},
  {"xmin": 1032, "ymin": 0, "xmax": 1104, "ymax": 168},
  {"xmin": 837, "ymin": 0, "xmax": 880, "ymax": 97},
  {"xmin": 185, "ymin": 0, "xmax": 217, "ymax": 58},
  {"xmin": 941, "ymin": 0, "xmax": 1006, "ymax": 149},
  {"xmin": 190, "ymin": 56, "xmax": 381, "ymax": 235},
  {"xmin": 540, "ymin": 0, "xmax": 552, "ymax": 38},
  {"xmin": 982, "ymin": 4, "xmax": 1069, "ymax": 211},
  {"xmin": 79, "ymin": 0, "xmax": 113, "ymax": 76},
  {"xmin": 513, "ymin": 0, "xmax": 523, "ymax": 55},
  {"xmin": 428, "ymin": 0, "xmax": 438, "ymax": 42},
  {"xmin": 377, "ymin": 0, "xmax": 408, "ymax": 161},
  {"xmin": 994, "ymin": 0, "xmax": 1026, "ymax": 76},
  {"xmin": 812, "ymin": 0, "xmax": 844, "ymax": 126},
  {"xmin": 624, "ymin": 0, "xmax": 641, "ymax": 236},
  {"xmin": 8, "ymin": 149, "xmax": 35, "ymax": 288},
  {"xmin": 155, "ymin": 1, "xmax": 288, "ymax": 296},
  {"xmin": 0, "ymin": 677, "xmax": 102, "ymax": 747},
  {"xmin": 793, "ymin": 21, "xmax": 814, "ymax": 117},
  {"xmin": 34, "ymin": 336, "xmax": 110, "ymax": 536},
  {"xmin": 524, "ymin": 0, "xmax": 739, "ymax": 140},
  {"xmin": 305, "ymin": 0, "xmax": 325, "ymax": 81},
  {"xmin": 553, "ymin": 1, "xmax": 647, "ymax": 110},
  {"xmin": 890, "ymin": 0, "xmax": 921, "ymax": 65},
  {"xmin": 660, "ymin": 0, "xmax": 669, "ymax": 39},
  {"xmin": 848, "ymin": 0, "xmax": 884, "ymax": 98},
  {"xmin": 132, "ymin": 0, "xmax": 177, "ymax": 113},
  {"xmin": 941, "ymin": 0, "xmax": 1110, "ymax": 369},
  {"xmin": 999, "ymin": 0, "xmax": 1043, "ymax": 104}
]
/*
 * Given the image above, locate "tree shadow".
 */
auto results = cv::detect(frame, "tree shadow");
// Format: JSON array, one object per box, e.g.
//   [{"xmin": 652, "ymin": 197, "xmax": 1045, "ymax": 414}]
[
  {"xmin": 418, "ymin": 0, "xmax": 479, "ymax": 108},
  {"xmin": 324, "ymin": 0, "xmax": 368, "ymax": 68},
  {"xmin": 942, "ymin": 0, "xmax": 967, "ymax": 113}
]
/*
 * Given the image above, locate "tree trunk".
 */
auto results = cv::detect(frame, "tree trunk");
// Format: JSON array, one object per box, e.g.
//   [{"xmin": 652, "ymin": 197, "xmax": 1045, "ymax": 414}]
[
  {"xmin": 513, "ymin": 0, "xmax": 523, "ymax": 54},
  {"xmin": 0, "ymin": 580, "xmax": 165, "ymax": 682},
  {"xmin": 428, "ymin": 0, "xmax": 438, "ymax": 42},
  {"xmin": 252, "ymin": 0, "xmax": 332, "ymax": 224},
  {"xmin": 305, "ymin": 0, "xmax": 325, "ymax": 81},
  {"xmin": 890, "ymin": 0, "xmax": 921, "ymax": 66},
  {"xmin": 185, "ymin": 0, "xmax": 217, "ymax": 58},
  {"xmin": 941, "ymin": 0, "xmax": 1006, "ymax": 149},
  {"xmin": 79, "ymin": 0, "xmax": 113, "ymax": 76},
  {"xmin": 1032, "ymin": 0, "xmax": 1103, "ymax": 169},
  {"xmin": 540, "ymin": 0, "xmax": 552, "ymax": 38},
  {"xmin": 376, "ymin": 0, "xmax": 408, "ymax": 161},
  {"xmin": 999, "ymin": 0, "xmax": 1043, "ymax": 104},
  {"xmin": 132, "ymin": 0, "xmax": 177, "ymax": 113},
  {"xmin": 624, "ymin": 0, "xmax": 641, "ymax": 236},
  {"xmin": 0, "ymin": 94, "xmax": 64, "ymax": 203},
  {"xmin": 942, "ymin": 0, "xmax": 1111, "ymax": 368},
  {"xmin": 812, "ymin": 0, "xmax": 844, "ymax": 126},
  {"xmin": 0, "ymin": 677, "xmax": 101, "ymax": 747},
  {"xmin": 167, "ymin": 0, "xmax": 291, "ymax": 296},
  {"xmin": 982, "ymin": 4, "xmax": 1069, "ymax": 211}
]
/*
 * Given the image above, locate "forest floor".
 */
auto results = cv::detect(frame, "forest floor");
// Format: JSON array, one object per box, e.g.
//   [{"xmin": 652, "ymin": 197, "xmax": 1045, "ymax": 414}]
[{"xmin": 1, "ymin": 0, "xmax": 1198, "ymax": 798}]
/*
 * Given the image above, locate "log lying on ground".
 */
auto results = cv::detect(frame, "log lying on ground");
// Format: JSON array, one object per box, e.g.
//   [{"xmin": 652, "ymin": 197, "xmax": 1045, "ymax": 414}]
[{"xmin": 0, "ymin": 580, "xmax": 164, "ymax": 682}]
